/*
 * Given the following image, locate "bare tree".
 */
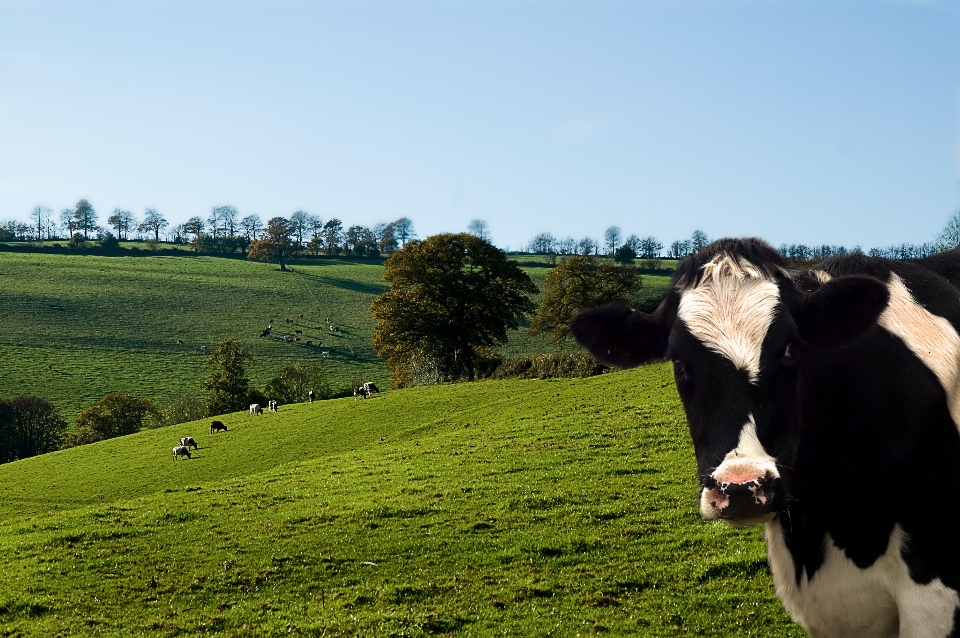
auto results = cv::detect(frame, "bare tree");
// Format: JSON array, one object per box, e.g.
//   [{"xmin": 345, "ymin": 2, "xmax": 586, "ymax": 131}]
[
  {"xmin": 289, "ymin": 210, "xmax": 310, "ymax": 248},
  {"xmin": 240, "ymin": 214, "xmax": 263, "ymax": 241},
  {"xmin": 107, "ymin": 209, "xmax": 135, "ymax": 240},
  {"xmin": 467, "ymin": 219, "xmax": 490, "ymax": 241},
  {"xmin": 29, "ymin": 206, "xmax": 52, "ymax": 241},
  {"xmin": 59, "ymin": 209, "xmax": 75, "ymax": 238},
  {"xmin": 183, "ymin": 216, "xmax": 204, "ymax": 239},
  {"xmin": 527, "ymin": 233, "xmax": 557, "ymax": 254},
  {"xmin": 937, "ymin": 210, "xmax": 960, "ymax": 251}
]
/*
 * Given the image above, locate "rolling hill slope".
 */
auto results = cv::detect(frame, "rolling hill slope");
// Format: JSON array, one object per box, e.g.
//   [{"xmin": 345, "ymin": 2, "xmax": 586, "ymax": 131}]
[
  {"xmin": 0, "ymin": 367, "xmax": 800, "ymax": 636},
  {"xmin": 0, "ymin": 251, "xmax": 672, "ymax": 420}
]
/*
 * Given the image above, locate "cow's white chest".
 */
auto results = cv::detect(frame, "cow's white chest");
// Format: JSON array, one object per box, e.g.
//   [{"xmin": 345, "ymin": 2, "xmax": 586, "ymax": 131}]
[{"xmin": 765, "ymin": 520, "xmax": 959, "ymax": 638}]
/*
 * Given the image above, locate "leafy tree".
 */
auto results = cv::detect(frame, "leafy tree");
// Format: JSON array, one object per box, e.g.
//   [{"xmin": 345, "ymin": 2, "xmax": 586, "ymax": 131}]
[
  {"xmin": 604, "ymin": 226, "xmax": 622, "ymax": 255},
  {"xmin": 578, "ymin": 236, "xmax": 598, "ymax": 255},
  {"xmin": 467, "ymin": 219, "xmax": 490, "ymax": 241},
  {"xmin": 265, "ymin": 361, "xmax": 332, "ymax": 405},
  {"xmin": 158, "ymin": 392, "xmax": 207, "ymax": 427},
  {"xmin": 98, "ymin": 232, "xmax": 121, "ymax": 252},
  {"xmin": 613, "ymin": 244, "xmax": 636, "ymax": 264},
  {"xmin": 73, "ymin": 199, "xmax": 98, "ymax": 239},
  {"xmin": 637, "ymin": 236, "xmax": 663, "ymax": 259},
  {"xmin": 107, "ymin": 209, "xmax": 135, "ymax": 240},
  {"xmin": 691, "ymin": 230, "xmax": 709, "ymax": 252},
  {"xmin": 393, "ymin": 217, "xmax": 415, "ymax": 246},
  {"xmin": 0, "ymin": 396, "xmax": 67, "ymax": 463},
  {"xmin": 61, "ymin": 394, "xmax": 157, "ymax": 449},
  {"xmin": 529, "ymin": 255, "xmax": 643, "ymax": 344},
  {"xmin": 323, "ymin": 218, "xmax": 344, "ymax": 254},
  {"xmin": 247, "ymin": 216, "xmax": 295, "ymax": 271},
  {"xmin": 372, "ymin": 233, "xmax": 538, "ymax": 385},
  {"xmin": 183, "ymin": 216, "xmax": 204, "ymax": 238},
  {"xmin": 138, "ymin": 208, "xmax": 168, "ymax": 242},
  {"xmin": 200, "ymin": 339, "xmax": 254, "ymax": 416},
  {"xmin": 378, "ymin": 222, "xmax": 399, "ymax": 253}
]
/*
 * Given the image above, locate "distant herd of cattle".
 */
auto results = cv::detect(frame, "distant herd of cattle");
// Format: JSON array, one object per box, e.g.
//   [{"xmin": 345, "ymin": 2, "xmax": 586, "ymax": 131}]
[
  {"xmin": 171, "ymin": 382, "xmax": 380, "ymax": 461},
  {"xmin": 256, "ymin": 315, "xmax": 340, "ymax": 356}
]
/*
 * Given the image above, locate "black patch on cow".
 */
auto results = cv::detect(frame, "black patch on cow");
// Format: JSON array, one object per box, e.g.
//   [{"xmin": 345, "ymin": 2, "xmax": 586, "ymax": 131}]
[
  {"xmin": 793, "ymin": 276, "xmax": 889, "ymax": 347},
  {"xmin": 571, "ymin": 293, "xmax": 678, "ymax": 368}
]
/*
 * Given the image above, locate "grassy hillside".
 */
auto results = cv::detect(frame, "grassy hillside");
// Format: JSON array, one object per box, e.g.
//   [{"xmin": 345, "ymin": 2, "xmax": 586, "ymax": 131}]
[
  {"xmin": 0, "ymin": 252, "xmax": 672, "ymax": 419},
  {"xmin": 0, "ymin": 367, "xmax": 801, "ymax": 636}
]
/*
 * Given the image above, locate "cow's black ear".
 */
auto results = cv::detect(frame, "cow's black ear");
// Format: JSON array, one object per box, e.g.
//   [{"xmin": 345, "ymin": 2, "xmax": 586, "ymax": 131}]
[
  {"xmin": 571, "ymin": 303, "xmax": 671, "ymax": 368},
  {"xmin": 795, "ymin": 276, "xmax": 889, "ymax": 346}
]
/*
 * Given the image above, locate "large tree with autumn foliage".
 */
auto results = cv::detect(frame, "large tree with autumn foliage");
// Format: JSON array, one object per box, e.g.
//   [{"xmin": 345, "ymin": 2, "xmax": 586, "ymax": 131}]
[{"xmin": 371, "ymin": 233, "xmax": 537, "ymax": 386}]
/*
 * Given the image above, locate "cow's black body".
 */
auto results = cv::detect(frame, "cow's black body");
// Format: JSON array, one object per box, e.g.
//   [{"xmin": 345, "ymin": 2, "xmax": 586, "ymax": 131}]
[{"xmin": 573, "ymin": 239, "xmax": 960, "ymax": 637}]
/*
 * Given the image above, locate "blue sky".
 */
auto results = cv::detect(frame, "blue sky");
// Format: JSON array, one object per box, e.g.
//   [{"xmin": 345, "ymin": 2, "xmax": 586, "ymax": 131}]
[{"xmin": 1, "ymin": 0, "xmax": 959, "ymax": 250}]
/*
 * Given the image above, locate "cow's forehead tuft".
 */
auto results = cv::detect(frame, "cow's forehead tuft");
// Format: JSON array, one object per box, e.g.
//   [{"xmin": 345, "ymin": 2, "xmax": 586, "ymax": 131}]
[{"xmin": 677, "ymin": 254, "xmax": 781, "ymax": 383}]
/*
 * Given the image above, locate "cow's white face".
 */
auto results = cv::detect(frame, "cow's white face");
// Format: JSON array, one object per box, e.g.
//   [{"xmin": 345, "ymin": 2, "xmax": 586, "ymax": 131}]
[{"xmin": 570, "ymin": 240, "xmax": 891, "ymax": 526}]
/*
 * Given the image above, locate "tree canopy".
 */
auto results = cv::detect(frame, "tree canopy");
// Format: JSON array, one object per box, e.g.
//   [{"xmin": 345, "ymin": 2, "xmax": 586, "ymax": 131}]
[
  {"xmin": 265, "ymin": 361, "xmax": 332, "ymax": 405},
  {"xmin": 61, "ymin": 394, "xmax": 157, "ymax": 449},
  {"xmin": 200, "ymin": 339, "xmax": 255, "ymax": 415},
  {"xmin": 0, "ymin": 396, "xmax": 67, "ymax": 463},
  {"xmin": 247, "ymin": 217, "xmax": 295, "ymax": 270},
  {"xmin": 371, "ymin": 233, "xmax": 538, "ymax": 386},
  {"xmin": 529, "ymin": 255, "xmax": 643, "ymax": 344}
]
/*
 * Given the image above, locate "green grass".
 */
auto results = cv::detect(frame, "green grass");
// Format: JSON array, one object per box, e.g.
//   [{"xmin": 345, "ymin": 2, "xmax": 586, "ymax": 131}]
[
  {"xmin": 0, "ymin": 366, "xmax": 801, "ymax": 636},
  {"xmin": 0, "ymin": 252, "xmax": 672, "ymax": 419}
]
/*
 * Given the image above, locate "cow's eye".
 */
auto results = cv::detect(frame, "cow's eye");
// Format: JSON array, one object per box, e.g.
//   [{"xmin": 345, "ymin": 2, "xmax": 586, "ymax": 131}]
[
  {"xmin": 672, "ymin": 359, "xmax": 687, "ymax": 376},
  {"xmin": 784, "ymin": 342, "xmax": 798, "ymax": 358}
]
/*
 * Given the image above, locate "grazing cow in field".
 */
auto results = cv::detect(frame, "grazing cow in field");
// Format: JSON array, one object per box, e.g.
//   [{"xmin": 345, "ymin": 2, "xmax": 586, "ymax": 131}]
[
  {"xmin": 176, "ymin": 339, "xmax": 183, "ymax": 344},
  {"xmin": 362, "ymin": 382, "xmax": 380, "ymax": 395},
  {"xmin": 295, "ymin": 329, "xmax": 303, "ymax": 334},
  {"xmin": 308, "ymin": 390, "xmax": 315, "ymax": 402},
  {"xmin": 571, "ymin": 238, "xmax": 960, "ymax": 637},
  {"xmin": 249, "ymin": 404, "xmax": 263, "ymax": 416},
  {"xmin": 179, "ymin": 437, "xmax": 198, "ymax": 450},
  {"xmin": 321, "ymin": 351, "xmax": 330, "ymax": 358},
  {"xmin": 353, "ymin": 386, "xmax": 369, "ymax": 400},
  {"xmin": 210, "ymin": 420, "xmax": 227, "ymax": 433},
  {"xmin": 259, "ymin": 328, "xmax": 271, "ymax": 338},
  {"xmin": 283, "ymin": 335, "xmax": 293, "ymax": 342},
  {"xmin": 172, "ymin": 445, "xmax": 191, "ymax": 460},
  {"xmin": 298, "ymin": 313, "xmax": 304, "ymax": 318},
  {"xmin": 268, "ymin": 399, "xmax": 278, "ymax": 413},
  {"xmin": 306, "ymin": 340, "xmax": 313, "ymax": 346}
]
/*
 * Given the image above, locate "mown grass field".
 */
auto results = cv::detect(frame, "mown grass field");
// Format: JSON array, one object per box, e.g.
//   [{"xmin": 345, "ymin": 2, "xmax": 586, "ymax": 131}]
[
  {"xmin": 0, "ymin": 366, "xmax": 801, "ymax": 636},
  {"xmin": 0, "ymin": 251, "xmax": 672, "ymax": 419}
]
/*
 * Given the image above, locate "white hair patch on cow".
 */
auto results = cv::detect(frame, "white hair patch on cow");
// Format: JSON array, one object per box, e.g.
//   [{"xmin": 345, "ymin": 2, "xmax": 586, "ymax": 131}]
[
  {"xmin": 877, "ymin": 273, "xmax": 960, "ymax": 430},
  {"xmin": 677, "ymin": 255, "xmax": 780, "ymax": 383},
  {"xmin": 766, "ymin": 520, "xmax": 960, "ymax": 638}
]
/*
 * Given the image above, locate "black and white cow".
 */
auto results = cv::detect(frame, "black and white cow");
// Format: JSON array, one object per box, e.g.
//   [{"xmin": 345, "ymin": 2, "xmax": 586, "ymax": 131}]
[
  {"xmin": 571, "ymin": 238, "xmax": 960, "ymax": 638},
  {"xmin": 179, "ymin": 436, "xmax": 198, "ymax": 450}
]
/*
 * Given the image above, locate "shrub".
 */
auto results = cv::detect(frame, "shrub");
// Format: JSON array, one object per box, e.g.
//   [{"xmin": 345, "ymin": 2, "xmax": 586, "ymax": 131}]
[{"xmin": 488, "ymin": 353, "xmax": 610, "ymax": 380}]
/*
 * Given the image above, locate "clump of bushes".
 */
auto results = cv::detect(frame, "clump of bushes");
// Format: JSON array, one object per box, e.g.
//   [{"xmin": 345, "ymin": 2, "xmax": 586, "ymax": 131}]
[{"xmin": 488, "ymin": 352, "xmax": 611, "ymax": 380}]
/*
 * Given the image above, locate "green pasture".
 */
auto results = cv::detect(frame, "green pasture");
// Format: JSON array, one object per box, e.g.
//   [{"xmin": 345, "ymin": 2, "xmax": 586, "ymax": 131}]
[
  {"xmin": 0, "ymin": 366, "xmax": 800, "ymax": 636},
  {"xmin": 0, "ymin": 252, "xmax": 672, "ymax": 419}
]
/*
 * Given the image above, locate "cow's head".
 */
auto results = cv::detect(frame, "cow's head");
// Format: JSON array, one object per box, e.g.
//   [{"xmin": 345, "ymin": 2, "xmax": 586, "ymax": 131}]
[{"xmin": 571, "ymin": 239, "xmax": 889, "ymax": 526}]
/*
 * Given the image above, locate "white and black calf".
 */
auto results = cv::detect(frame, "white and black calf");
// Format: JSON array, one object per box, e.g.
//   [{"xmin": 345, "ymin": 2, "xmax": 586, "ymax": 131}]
[
  {"xmin": 249, "ymin": 404, "xmax": 262, "ymax": 416},
  {"xmin": 172, "ymin": 445, "xmax": 191, "ymax": 460},
  {"xmin": 179, "ymin": 437, "xmax": 198, "ymax": 450},
  {"xmin": 572, "ymin": 238, "xmax": 960, "ymax": 638}
]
